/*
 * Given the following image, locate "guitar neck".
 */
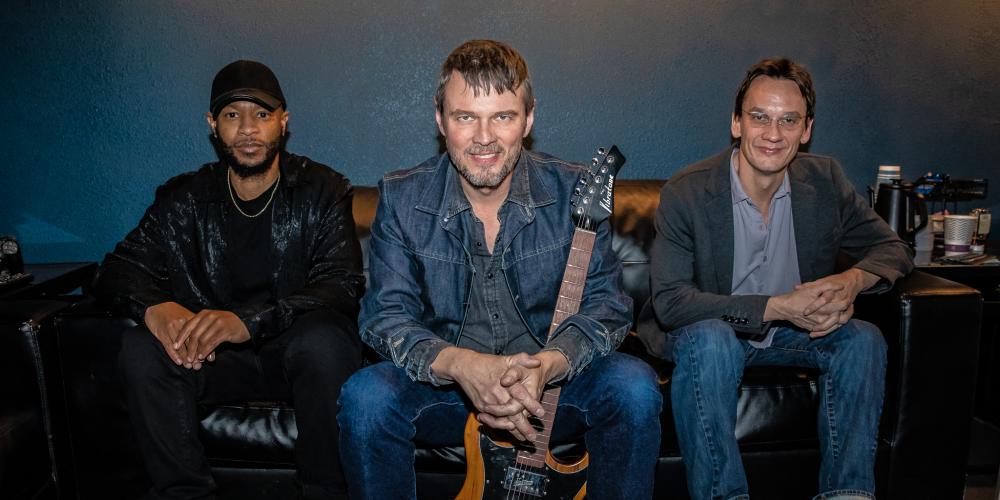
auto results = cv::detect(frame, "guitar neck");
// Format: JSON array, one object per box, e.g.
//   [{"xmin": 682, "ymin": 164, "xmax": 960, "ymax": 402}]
[{"xmin": 515, "ymin": 227, "xmax": 596, "ymax": 468}]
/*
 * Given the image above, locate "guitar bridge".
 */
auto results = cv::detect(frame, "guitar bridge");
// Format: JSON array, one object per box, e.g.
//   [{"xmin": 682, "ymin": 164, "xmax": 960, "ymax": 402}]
[{"xmin": 503, "ymin": 467, "xmax": 548, "ymax": 497}]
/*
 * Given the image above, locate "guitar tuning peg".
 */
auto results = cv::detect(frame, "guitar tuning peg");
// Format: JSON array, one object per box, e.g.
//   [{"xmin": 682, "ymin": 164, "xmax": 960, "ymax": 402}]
[
  {"xmin": 574, "ymin": 187, "xmax": 581, "ymax": 194},
  {"xmin": 578, "ymin": 177, "xmax": 586, "ymax": 184},
  {"xmin": 606, "ymin": 156, "xmax": 615, "ymax": 165},
  {"xmin": 600, "ymin": 166, "xmax": 609, "ymax": 174},
  {"xmin": 591, "ymin": 157, "xmax": 599, "ymax": 166},
  {"xmin": 597, "ymin": 147, "xmax": 606, "ymax": 155}
]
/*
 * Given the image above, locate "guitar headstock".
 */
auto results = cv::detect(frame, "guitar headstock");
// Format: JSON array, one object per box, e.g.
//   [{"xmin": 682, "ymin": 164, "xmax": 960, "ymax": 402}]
[{"xmin": 571, "ymin": 145, "xmax": 626, "ymax": 230}]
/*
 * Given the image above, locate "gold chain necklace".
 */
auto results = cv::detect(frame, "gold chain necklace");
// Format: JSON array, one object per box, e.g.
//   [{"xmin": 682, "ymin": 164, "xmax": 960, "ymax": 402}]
[{"xmin": 228, "ymin": 168, "xmax": 281, "ymax": 218}]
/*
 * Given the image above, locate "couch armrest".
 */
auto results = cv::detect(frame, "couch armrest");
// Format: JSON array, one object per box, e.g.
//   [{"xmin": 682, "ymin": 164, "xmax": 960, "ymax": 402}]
[
  {"xmin": 856, "ymin": 270, "xmax": 981, "ymax": 499},
  {"xmin": 53, "ymin": 298, "xmax": 150, "ymax": 499},
  {"xmin": 0, "ymin": 300, "xmax": 71, "ymax": 500}
]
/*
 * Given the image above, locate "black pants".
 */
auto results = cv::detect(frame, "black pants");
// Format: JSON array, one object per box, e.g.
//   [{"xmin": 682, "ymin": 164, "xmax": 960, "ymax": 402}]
[{"xmin": 119, "ymin": 308, "xmax": 362, "ymax": 500}]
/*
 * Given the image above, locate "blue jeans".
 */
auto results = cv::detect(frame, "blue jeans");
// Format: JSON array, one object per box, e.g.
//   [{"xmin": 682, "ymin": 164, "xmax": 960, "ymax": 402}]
[
  {"xmin": 666, "ymin": 319, "xmax": 886, "ymax": 500},
  {"xmin": 337, "ymin": 352, "xmax": 662, "ymax": 499}
]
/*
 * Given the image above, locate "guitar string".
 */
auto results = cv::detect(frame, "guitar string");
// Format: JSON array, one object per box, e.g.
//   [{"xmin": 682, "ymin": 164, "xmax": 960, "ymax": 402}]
[
  {"xmin": 516, "ymin": 187, "xmax": 592, "ymax": 499},
  {"xmin": 506, "ymin": 169, "xmax": 598, "ymax": 500}
]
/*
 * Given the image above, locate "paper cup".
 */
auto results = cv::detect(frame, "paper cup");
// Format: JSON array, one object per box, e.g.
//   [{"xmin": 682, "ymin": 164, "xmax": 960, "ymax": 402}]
[{"xmin": 943, "ymin": 215, "xmax": 978, "ymax": 256}]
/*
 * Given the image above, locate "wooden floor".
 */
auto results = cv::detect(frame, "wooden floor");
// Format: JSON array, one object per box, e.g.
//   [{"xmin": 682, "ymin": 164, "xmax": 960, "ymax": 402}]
[
  {"xmin": 966, "ymin": 417, "xmax": 1000, "ymax": 500},
  {"xmin": 964, "ymin": 473, "xmax": 997, "ymax": 500}
]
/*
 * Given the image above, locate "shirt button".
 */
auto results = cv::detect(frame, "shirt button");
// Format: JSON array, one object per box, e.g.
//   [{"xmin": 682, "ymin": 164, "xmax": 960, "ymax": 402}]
[
  {"xmin": 494, "ymin": 347, "xmax": 503, "ymax": 354},
  {"xmin": 487, "ymin": 272, "xmax": 494, "ymax": 279},
  {"xmin": 476, "ymin": 242, "xmax": 482, "ymax": 247},
  {"xmin": 492, "ymin": 313, "xmax": 500, "ymax": 320}
]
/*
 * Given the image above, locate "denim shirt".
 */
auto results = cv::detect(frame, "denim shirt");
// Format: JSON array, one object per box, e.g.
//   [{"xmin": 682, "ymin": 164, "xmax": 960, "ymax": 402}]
[{"xmin": 359, "ymin": 150, "xmax": 633, "ymax": 385}]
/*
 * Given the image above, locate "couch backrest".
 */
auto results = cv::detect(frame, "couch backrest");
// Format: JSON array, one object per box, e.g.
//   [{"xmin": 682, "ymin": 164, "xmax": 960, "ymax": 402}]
[{"xmin": 352, "ymin": 179, "xmax": 666, "ymax": 324}]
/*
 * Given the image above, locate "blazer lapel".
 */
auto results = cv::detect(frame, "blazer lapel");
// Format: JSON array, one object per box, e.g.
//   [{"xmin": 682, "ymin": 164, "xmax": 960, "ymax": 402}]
[
  {"xmin": 789, "ymin": 164, "xmax": 819, "ymax": 282},
  {"xmin": 706, "ymin": 151, "xmax": 735, "ymax": 294}
]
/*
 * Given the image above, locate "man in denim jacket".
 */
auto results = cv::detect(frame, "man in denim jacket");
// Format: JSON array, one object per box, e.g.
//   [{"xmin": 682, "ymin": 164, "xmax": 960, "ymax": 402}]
[{"xmin": 338, "ymin": 40, "xmax": 662, "ymax": 499}]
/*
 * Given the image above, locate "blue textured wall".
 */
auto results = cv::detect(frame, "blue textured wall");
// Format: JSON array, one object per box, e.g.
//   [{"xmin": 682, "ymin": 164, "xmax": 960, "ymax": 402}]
[{"xmin": 3, "ymin": 1, "xmax": 999, "ymax": 262}]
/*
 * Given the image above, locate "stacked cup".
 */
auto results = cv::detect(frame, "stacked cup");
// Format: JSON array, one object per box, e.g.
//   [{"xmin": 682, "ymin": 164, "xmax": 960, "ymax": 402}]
[
  {"xmin": 873, "ymin": 165, "xmax": 902, "ymax": 205},
  {"xmin": 943, "ymin": 215, "xmax": 979, "ymax": 256},
  {"xmin": 970, "ymin": 208, "xmax": 992, "ymax": 253}
]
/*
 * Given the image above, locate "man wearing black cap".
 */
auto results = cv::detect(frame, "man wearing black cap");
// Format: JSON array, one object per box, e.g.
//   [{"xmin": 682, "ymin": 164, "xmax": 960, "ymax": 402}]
[{"xmin": 97, "ymin": 60, "xmax": 364, "ymax": 500}]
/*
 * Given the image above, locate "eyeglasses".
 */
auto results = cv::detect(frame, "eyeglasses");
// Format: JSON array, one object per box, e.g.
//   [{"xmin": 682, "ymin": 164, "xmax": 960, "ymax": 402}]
[{"xmin": 742, "ymin": 110, "xmax": 804, "ymax": 130}]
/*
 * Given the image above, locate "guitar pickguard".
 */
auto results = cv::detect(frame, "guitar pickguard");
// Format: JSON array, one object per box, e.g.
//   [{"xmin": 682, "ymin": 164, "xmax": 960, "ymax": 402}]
[{"xmin": 457, "ymin": 421, "xmax": 587, "ymax": 499}]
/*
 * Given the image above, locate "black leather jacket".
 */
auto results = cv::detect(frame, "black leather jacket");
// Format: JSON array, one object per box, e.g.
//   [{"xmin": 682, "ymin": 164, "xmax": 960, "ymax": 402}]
[{"xmin": 96, "ymin": 153, "xmax": 365, "ymax": 344}]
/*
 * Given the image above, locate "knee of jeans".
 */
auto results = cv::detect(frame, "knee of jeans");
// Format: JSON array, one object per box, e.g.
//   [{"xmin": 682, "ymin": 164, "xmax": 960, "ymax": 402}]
[
  {"xmin": 599, "ymin": 355, "xmax": 663, "ymax": 421},
  {"xmin": 840, "ymin": 320, "xmax": 887, "ymax": 361},
  {"xmin": 671, "ymin": 319, "xmax": 741, "ymax": 361},
  {"xmin": 337, "ymin": 365, "xmax": 403, "ymax": 435},
  {"xmin": 118, "ymin": 326, "xmax": 166, "ymax": 381}
]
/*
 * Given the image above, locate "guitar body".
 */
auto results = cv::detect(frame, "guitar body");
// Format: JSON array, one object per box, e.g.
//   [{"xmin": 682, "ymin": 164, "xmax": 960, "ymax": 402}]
[{"xmin": 457, "ymin": 414, "xmax": 587, "ymax": 500}]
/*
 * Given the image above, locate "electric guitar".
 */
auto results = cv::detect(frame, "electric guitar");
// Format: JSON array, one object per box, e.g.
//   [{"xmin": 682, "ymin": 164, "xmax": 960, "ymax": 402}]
[{"xmin": 456, "ymin": 145, "xmax": 626, "ymax": 499}]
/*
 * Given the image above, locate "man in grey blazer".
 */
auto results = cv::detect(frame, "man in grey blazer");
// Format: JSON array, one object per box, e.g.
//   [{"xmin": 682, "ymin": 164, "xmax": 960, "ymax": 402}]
[{"xmin": 637, "ymin": 58, "xmax": 913, "ymax": 500}]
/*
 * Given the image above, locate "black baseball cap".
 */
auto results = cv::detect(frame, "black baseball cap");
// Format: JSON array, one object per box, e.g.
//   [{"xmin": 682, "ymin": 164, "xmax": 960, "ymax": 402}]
[{"xmin": 210, "ymin": 60, "xmax": 286, "ymax": 117}]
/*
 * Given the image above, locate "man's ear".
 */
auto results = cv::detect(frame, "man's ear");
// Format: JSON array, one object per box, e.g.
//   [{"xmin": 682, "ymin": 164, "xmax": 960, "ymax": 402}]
[
  {"xmin": 435, "ymin": 102, "xmax": 446, "ymax": 137},
  {"xmin": 730, "ymin": 112, "xmax": 742, "ymax": 140},
  {"xmin": 800, "ymin": 117, "xmax": 814, "ymax": 144},
  {"xmin": 522, "ymin": 99, "xmax": 536, "ymax": 138},
  {"xmin": 205, "ymin": 112, "xmax": 217, "ymax": 137}
]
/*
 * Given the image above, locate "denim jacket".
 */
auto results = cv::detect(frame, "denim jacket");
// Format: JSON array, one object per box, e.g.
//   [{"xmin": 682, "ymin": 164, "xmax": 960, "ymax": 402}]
[{"xmin": 359, "ymin": 151, "xmax": 632, "ymax": 384}]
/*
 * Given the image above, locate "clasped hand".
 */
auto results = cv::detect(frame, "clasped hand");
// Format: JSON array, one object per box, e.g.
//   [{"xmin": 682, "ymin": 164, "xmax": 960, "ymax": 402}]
[
  {"xmin": 769, "ymin": 269, "xmax": 867, "ymax": 338},
  {"xmin": 143, "ymin": 302, "xmax": 251, "ymax": 370},
  {"xmin": 435, "ymin": 348, "xmax": 568, "ymax": 442}
]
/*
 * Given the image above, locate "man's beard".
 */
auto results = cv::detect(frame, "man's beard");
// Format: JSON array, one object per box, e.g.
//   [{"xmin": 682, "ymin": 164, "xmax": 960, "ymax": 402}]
[
  {"xmin": 215, "ymin": 137, "xmax": 281, "ymax": 178},
  {"xmin": 453, "ymin": 144, "xmax": 520, "ymax": 189}
]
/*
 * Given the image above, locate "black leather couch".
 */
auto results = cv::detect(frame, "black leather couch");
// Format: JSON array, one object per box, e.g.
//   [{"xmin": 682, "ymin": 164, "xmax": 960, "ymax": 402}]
[
  {"xmin": 51, "ymin": 180, "xmax": 983, "ymax": 499},
  {"xmin": 0, "ymin": 300, "xmax": 71, "ymax": 500}
]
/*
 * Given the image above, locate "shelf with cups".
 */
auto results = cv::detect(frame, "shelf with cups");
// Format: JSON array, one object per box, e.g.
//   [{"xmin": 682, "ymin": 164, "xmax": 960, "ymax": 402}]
[
  {"xmin": 873, "ymin": 165, "xmax": 997, "ymax": 471},
  {"xmin": 870, "ymin": 163, "xmax": 990, "ymax": 256},
  {"xmin": 915, "ymin": 241, "xmax": 1000, "ymax": 475}
]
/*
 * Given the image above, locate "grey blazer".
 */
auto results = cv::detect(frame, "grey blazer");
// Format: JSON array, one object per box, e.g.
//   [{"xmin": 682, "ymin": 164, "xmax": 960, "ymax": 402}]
[{"xmin": 636, "ymin": 149, "xmax": 913, "ymax": 357}]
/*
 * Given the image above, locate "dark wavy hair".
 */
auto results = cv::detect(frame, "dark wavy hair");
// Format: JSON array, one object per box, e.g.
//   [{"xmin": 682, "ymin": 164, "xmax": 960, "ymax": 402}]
[
  {"xmin": 434, "ymin": 40, "xmax": 534, "ymax": 114},
  {"xmin": 733, "ymin": 58, "xmax": 816, "ymax": 119}
]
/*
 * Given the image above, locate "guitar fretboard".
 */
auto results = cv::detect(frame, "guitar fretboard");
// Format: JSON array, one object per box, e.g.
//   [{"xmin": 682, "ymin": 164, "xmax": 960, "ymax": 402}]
[{"xmin": 515, "ymin": 228, "xmax": 595, "ymax": 468}]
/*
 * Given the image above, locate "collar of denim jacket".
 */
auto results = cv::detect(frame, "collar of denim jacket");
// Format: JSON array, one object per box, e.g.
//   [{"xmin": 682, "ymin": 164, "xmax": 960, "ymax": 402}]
[{"xmin": 433, "ymin": 151, "xmax": 538, "ymax": 222}]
